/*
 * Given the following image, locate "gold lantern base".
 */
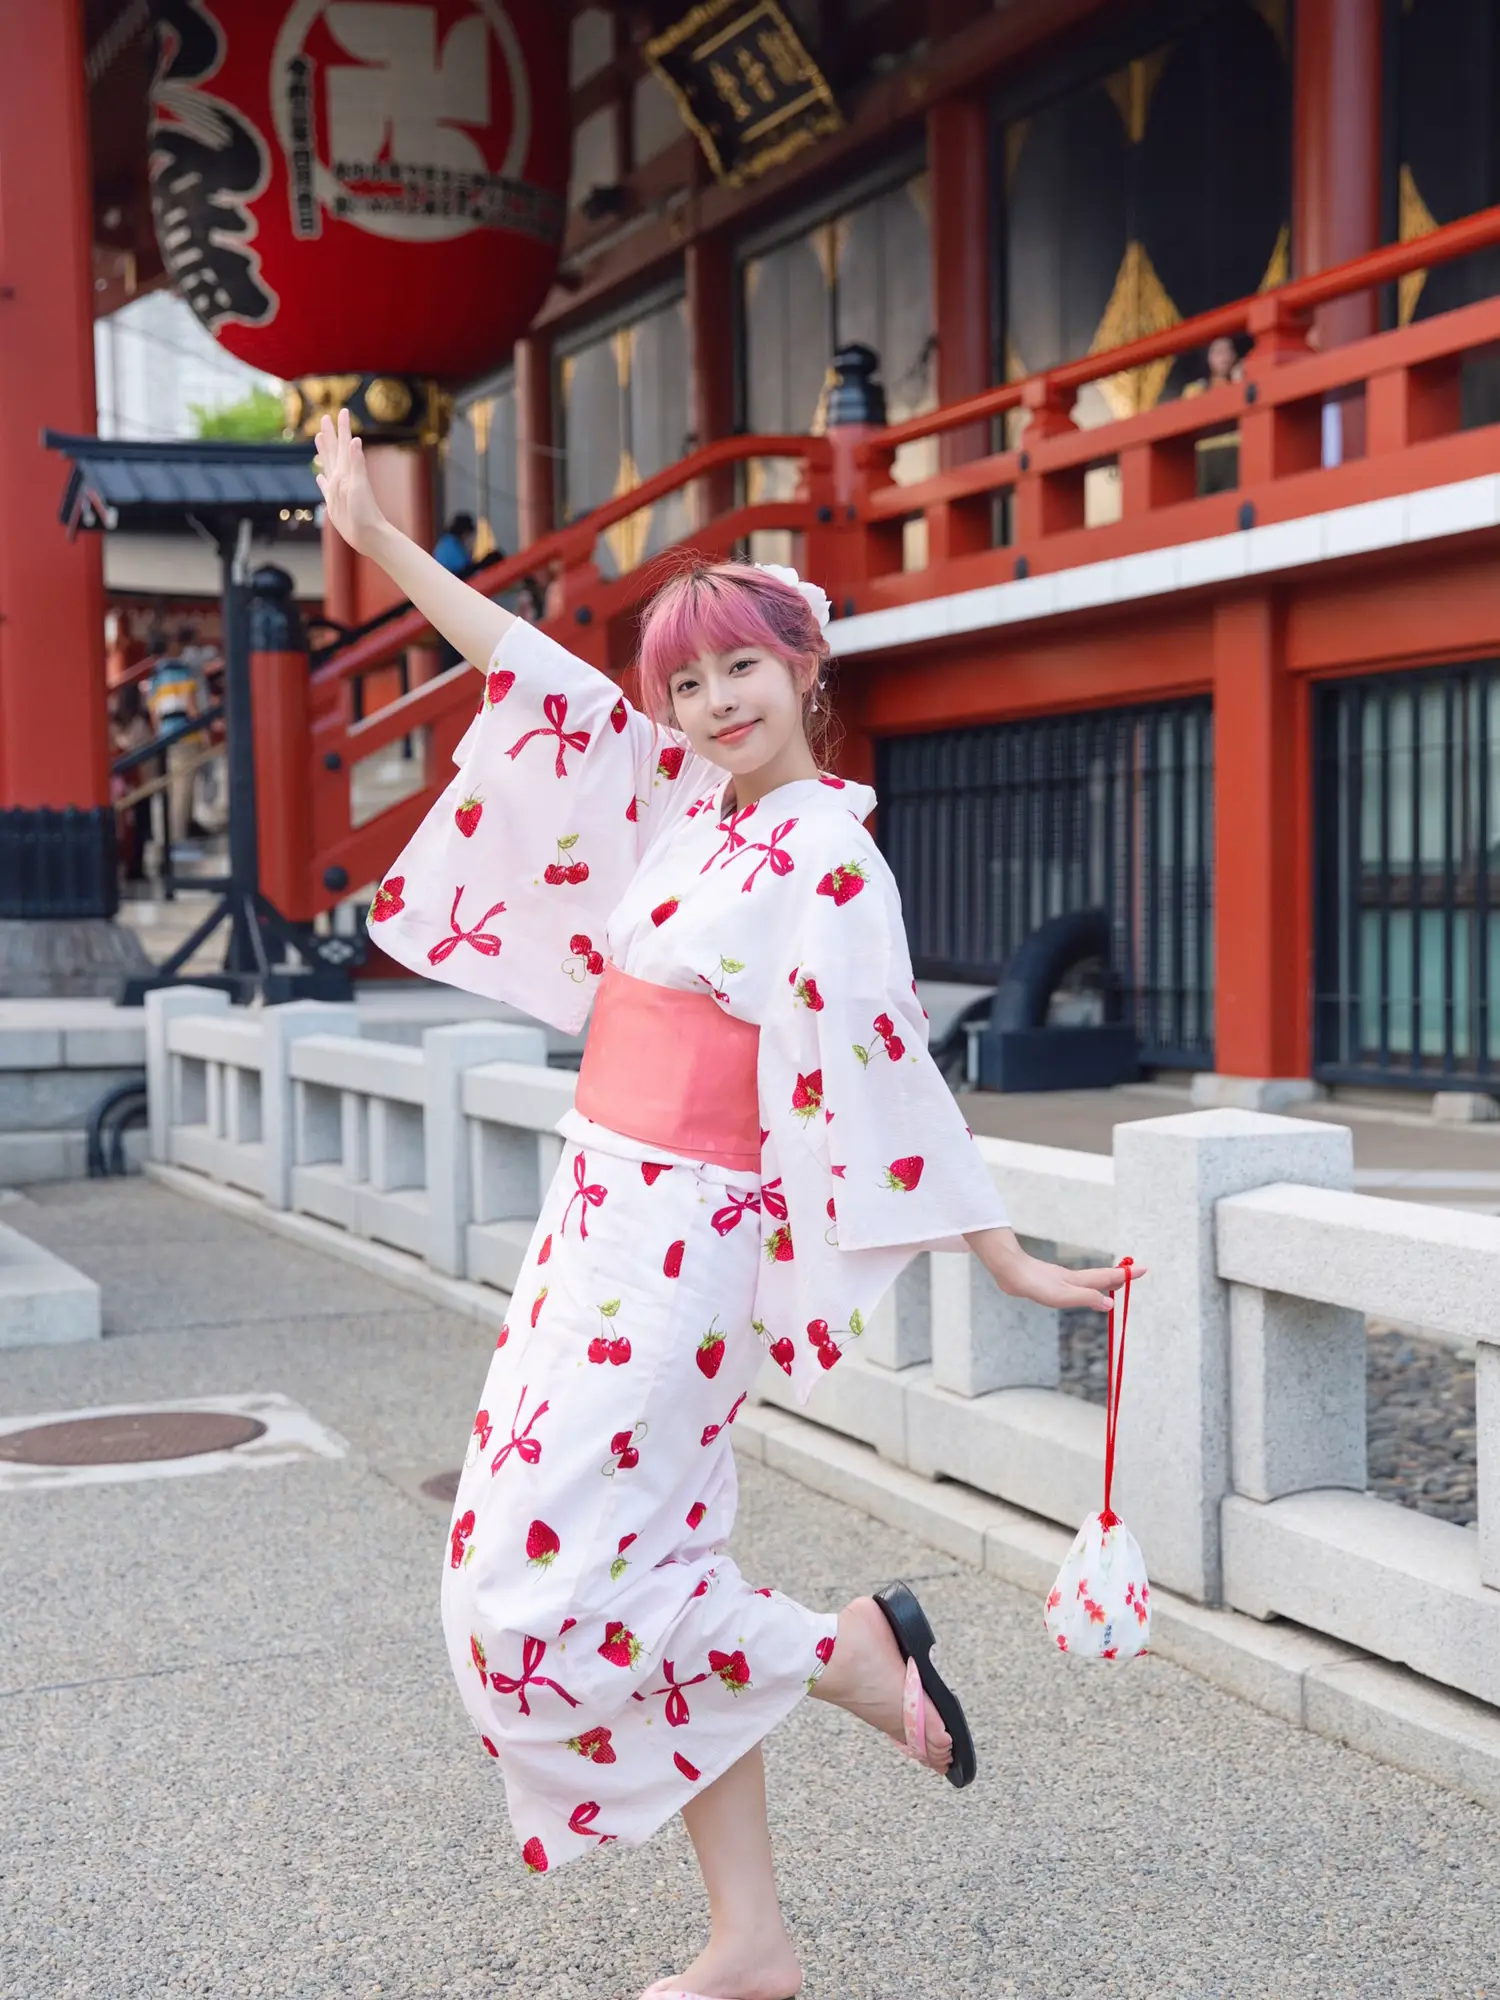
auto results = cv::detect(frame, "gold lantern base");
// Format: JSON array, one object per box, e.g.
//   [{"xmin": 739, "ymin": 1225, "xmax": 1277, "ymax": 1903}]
[{"xmin": 284, "ymin": 374, "xmax": 454, "ymax": 446}]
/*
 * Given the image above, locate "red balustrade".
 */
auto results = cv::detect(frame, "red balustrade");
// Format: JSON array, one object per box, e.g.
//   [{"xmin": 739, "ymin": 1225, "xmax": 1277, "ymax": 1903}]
[{"xmin": 290, "ymin": 202, "xmax": 1500, "ymax": 927}]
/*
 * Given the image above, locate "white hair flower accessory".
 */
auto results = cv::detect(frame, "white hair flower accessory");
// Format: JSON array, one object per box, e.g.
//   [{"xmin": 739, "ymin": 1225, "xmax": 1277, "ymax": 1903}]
[{"xmin": 754, "ymin": 562, "xmax": 832, "ymax": 632}]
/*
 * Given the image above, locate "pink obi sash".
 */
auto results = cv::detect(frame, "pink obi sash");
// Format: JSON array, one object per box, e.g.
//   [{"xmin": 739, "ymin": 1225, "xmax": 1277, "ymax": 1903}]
[{"xmin": 575, "ymin": 963, "xmax": 761, "ymax": 1173}]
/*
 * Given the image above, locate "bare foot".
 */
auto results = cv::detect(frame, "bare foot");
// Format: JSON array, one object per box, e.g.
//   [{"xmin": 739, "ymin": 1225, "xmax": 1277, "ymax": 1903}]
[
  {"xmin": 808, "ymin": 1596, "xmax": 952, "ymax": 1771},
  {"xmin": 647, "ymin": 1936, "xmax": 802, "ymax": 1999}
]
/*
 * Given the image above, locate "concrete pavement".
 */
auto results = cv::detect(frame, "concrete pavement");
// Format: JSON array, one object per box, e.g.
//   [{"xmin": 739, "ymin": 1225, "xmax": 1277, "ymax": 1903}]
[{"xmin": 1, "ymin": 1178, "xmax": 1497, "ymax": 2000}]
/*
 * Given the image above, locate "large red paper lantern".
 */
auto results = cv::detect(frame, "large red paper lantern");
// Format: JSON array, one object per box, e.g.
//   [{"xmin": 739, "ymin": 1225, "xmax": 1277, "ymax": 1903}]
[{"xmin": 148, "ymin": 0, "xmax": 569, "ymax": 383}]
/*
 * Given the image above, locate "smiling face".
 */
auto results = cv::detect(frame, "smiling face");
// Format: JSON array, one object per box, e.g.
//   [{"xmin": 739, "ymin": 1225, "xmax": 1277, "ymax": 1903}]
[{"xmin": 667, "ymin": 644, "xmax": 819, "ymax": 795}]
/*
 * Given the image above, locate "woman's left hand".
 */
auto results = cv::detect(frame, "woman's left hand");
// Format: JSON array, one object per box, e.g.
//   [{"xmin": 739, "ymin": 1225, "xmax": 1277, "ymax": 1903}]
[{"xmin": 965, "ymin": 1226, "xmax": 1144, "ymax": 1312}]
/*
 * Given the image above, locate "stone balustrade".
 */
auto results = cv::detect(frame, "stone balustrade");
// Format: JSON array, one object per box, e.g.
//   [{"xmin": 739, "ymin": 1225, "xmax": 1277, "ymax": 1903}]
[{"xmin": 143, "ymin": 989, "xmax": 1500, "ymax": 1712}]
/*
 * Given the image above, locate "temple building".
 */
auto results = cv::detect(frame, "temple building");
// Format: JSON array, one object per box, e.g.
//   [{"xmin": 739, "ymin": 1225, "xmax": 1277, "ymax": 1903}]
[{"xmin": 6, "ymin": 0, "xmax": 1500, "ymax": 1099}]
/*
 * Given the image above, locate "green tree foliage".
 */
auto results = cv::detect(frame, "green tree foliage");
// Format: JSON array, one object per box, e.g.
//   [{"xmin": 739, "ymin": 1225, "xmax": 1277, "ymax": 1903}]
[{"xmin": 190, "ymin": 385, "xmax": 287, "ymax": 441}]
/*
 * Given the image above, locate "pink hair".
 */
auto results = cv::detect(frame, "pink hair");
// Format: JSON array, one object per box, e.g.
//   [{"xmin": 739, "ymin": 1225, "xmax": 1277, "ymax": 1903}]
[{"xmin": 636, "ymin": 560, "xmax": 832, "ymax": 738}]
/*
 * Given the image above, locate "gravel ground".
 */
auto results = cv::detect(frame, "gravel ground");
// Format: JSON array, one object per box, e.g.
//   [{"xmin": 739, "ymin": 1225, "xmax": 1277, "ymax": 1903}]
[
  {"xmin": 1060, "ymin": 1311, "xmax": 1479, "ymax": 1526},
  {"xmin": 1, "ymin": 1181, "xmax": 1498, "ymax": 2000}
]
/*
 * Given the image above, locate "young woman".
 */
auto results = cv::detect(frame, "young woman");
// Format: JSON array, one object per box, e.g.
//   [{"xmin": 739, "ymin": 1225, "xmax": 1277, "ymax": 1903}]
[{"xmin": 316, "ymin": 411, "xmax": 1133, "ymax": 2000}]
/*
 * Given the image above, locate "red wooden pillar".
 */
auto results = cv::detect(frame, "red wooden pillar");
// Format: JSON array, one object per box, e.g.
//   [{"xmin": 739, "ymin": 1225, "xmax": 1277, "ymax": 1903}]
[
  {"xmin": 515, "ymin": 333, "xmax": 556, "ymax": 552},
  {"xmin": 928, "ymin": 95, "xmax": 991, "ymax": 468},
  {"xmin": 1293, "ymin": 0, "xmax": 1383, "ymax": 455},
  {"xmin": 0, "ymin": 0, "xmax": 108, "ymax": 809},
  {"xmin": 1212, "ymin": 593, "xmax": 1310, "ymax": 1080},
  {"xmin": 687, "ymin": 233, "xmax": 737, "ymax": 521}
]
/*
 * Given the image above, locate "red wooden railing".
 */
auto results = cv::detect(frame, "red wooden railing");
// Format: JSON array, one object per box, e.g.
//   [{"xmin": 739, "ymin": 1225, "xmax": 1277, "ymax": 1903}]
[{"xmin": 272, "ymin": 200, "xmax": 1500, "ymax": 927}]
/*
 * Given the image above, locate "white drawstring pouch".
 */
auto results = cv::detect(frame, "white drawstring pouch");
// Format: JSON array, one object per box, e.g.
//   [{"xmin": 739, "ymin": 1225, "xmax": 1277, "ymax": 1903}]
[{"xmin": 1043, "ymin": 1259, "xmax": 1150, "ymax": 1661}]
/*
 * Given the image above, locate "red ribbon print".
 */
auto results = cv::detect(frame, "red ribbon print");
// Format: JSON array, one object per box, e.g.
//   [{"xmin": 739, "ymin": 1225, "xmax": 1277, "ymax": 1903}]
[
  {"xmin": 428, "ymin": 884, "xmax": 506, "ymax": 964},
  {"xmin": 737, "ymin": 816, "xmax": 798, "ymax": 892},
  {"xmin": 710, "ymin": 1188, "xmax": 761, "ymax": 1235},
  {"xmin": 568, "ymin": 1801, "xmax": 615, "ymax": 1844},
  {"xmin": 701, "ymin": 801, "xmax": 757, "ymax": 873},
  {"xmin": 489, "ymin": 1634, "xmax": 580, "ymax": 1716},
  {"xmin": 490, "ymin": 1384, "xmax": 548, "ymax": 1474},
  {"xmin": 506, "ymin": 691, "xmax": 591, "ymax": 778},
  {"xmin": 760, "ymin": 1177, "xmax": 788, "ymax": 1222},
  {"xmin": 562, "ymin": 1151, "xmax": 607, "ymax": 1239},
  {"xmin": 640, "ymin": 1658, "xmax": 709, "ymax": 1728}
]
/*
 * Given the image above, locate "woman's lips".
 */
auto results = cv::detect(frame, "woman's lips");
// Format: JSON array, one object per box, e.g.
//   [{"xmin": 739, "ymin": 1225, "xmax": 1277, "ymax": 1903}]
[{"xmin": 714, "ymin": 720, "xmax": 757, "ymax": 745}]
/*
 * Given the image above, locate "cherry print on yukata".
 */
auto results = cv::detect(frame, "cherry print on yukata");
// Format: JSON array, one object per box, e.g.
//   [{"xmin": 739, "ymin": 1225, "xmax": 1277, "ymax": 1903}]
[
  {"xmin": 489, "ymin": 1635, "xmax": 579, "ymax": 1715},
  {"xmin": 697, "ymin": 955, "xmax": 744, "ymax": 1004},
  {"xmin": 610, "ymin": 1532, "xmax": 637, "ymax": 1581},
  {"xmin": 562, "ymin": 1152, "xmax": 607, "ymax": 1238},
  {"xmin": 428, "ymin": 886, "xmax": 506, "ymax": 964},
  {"xmin": 674, "ymin": 1751, "xmax": 702, "ymax": 1782},
  {"xmin": 816, "ymin": 861, "xmax": 867, "ymax": 904},
  {"xmin": 370, "ymin": 875, "xmax": 404, "ymax": 920},
  {"xmin": 686, "ymin": 1500, "xmax": 707, "ymax": 1530},
  {"xmin": 854, "ymin": 1013, "xmax": 906, "ymax": 1064},
  {"xmin": 602, "ymin": 1422, "xmax": 647, "ymax": 1475},
  {"xmin": 505, "ymin": 691, "xmax": 590, "ymax": 777},
  {"xmin": 562, "ymin": 933, "xmax": 605, "ymax": 981},
  {"xmin": 468, "ymin": 1408, "xmax": 493, "ymax": 1457},
  {"xmin": 663, "ymin": 1239, "xmax": 685, "ymax": 1278},
  {"xmin": 807, "ymin": 1634, "xmax": 836, "ymax": 1690},
  {"xmin": 543, "ymin": 832, "xmax": 589, "ymax": 886},
  {"xmin": 806, "ymin": 1319, "xmax": 841, "ymax": 1370},
  {"xmin": 490, "ymin": 1384, "xmax": 548, "ymax": 1475},
  {"xmin": 454, "ymin": 792, "xmax": 483, "ymax": 837},
  {"xmin": 587, "ymin": 1298, "xmax": 630, "ymax": 1365},
  {"xmin": 641, "ymin": 1160, "xmax": 673, "ymax": 1185}
]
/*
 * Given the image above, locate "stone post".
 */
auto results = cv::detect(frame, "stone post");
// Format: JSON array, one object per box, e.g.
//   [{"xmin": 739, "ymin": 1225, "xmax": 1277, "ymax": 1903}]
[
  {"xmin": 1111, "ymin": 1108, "xmax": 1353, "ymax": 1603},
  {"xmin": 143, "ymin": 987, "xmax": 229, "ymax": 1164},
  {"xmin": 928, "ymin": 1239, "xmax": 1061, "ymax": 1396},
  {"xmin": 424, "ymin": 1022, "xmax": 548, "ymax": 1277},
  {"xmin": 259, "ymin": 1003, "xmax": 358, "ymax": 1209},
  {"xmin": 1478, "ymin": 1340, "xmax": 1500, "ymax": 1592},
  {"xmin": 862, "ymin": 1254, "xmax": 932, "ymax": 1371},
  {"xmin": 1228, "ymin": 1285, "xmax": 1366, "ymax": 1501}
]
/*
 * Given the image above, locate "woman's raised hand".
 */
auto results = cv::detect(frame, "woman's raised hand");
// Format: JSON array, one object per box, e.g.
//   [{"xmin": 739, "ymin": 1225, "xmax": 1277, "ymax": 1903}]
[{"xmin": 314, "ymin": 408, "xmax": 390, "ymax": 557}]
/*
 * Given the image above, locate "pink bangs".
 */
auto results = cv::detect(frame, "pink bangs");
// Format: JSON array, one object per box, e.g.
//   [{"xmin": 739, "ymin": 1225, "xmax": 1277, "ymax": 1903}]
[{"xmin": 636, "ymin": 561, "xmax": 829, "ymax": 722}]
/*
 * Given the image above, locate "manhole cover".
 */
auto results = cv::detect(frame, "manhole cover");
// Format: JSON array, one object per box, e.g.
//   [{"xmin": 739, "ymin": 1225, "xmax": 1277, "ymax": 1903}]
[
  {"xmin": 0, "ymin": 1412, "xmax": 268, "ymax": 1467},
  {"xmin": 421, "ymin": 1469, "xmax": 461, "ymax": 1504}
]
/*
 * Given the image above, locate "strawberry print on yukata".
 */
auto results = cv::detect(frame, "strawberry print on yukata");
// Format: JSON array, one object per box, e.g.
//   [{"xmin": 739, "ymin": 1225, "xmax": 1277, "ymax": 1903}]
[
  {"xmin": 442, "ymin": 1139, "xmax": 838, "ymax": 1872},
  {"xmin": 371, "ymin": 617, "xmax": 1015, "ymax": 1870}
]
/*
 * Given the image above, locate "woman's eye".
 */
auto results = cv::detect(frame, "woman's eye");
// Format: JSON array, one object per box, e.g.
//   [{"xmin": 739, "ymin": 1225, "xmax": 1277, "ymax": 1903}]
[{"xmin": 730, "ymin": 657, "xmax": 753, "ymax": 673}]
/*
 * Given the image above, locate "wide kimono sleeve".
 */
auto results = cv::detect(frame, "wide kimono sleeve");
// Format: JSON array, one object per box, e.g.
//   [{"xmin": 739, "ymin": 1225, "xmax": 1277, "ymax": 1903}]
[
  {"xmin": 753, "ymin": 815, "xmax": 1009, "ymax": 1404},
  {"xmin": 365, "ymin": 619, "xmax": 712, "ymax": 1032}
]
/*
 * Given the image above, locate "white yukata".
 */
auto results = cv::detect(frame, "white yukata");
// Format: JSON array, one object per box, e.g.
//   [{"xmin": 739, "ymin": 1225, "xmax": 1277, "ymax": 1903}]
[{"xmin": 370, "ymin": 619, "xmax": 1008, "ymax": 1874}]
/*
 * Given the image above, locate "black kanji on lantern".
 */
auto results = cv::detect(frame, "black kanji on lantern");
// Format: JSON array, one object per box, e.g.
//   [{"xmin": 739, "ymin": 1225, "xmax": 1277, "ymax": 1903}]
[{"xmin": 645, "ymin": 0, "xmax": 842, "ymax": 188}]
